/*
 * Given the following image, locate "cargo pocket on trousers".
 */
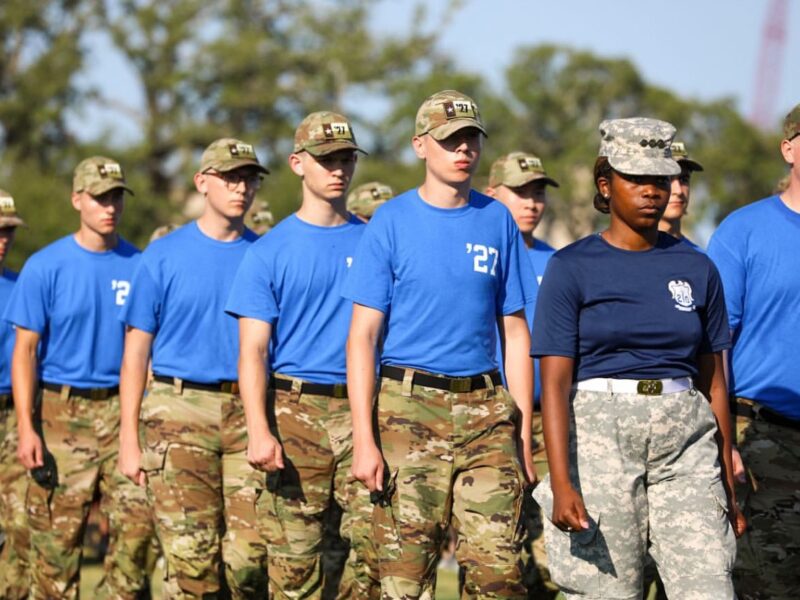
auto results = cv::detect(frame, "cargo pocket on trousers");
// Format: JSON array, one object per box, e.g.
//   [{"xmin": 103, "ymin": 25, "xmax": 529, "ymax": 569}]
[{"xmin": 372, "ymin": 468, "xmax": 402, "ymax": 562}]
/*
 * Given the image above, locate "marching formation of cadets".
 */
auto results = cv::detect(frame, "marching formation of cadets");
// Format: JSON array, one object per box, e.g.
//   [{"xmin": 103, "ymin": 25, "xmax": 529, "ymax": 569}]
[{"xmin": 0, "ymin": 91, "xmax": 798, "ymax": 600}]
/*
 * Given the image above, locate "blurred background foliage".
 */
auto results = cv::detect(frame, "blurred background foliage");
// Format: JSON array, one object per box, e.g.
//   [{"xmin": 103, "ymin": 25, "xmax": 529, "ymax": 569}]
[{"xmin": 0, "ymin": 0, "xmax": 787, "ymax": 270}]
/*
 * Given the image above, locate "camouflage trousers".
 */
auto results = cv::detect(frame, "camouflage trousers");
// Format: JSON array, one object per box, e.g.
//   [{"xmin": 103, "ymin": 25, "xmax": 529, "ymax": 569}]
[
  {"xmin": 140, "ymin": 379, "xmax": 268, "ymax": 598},
  {"xmin": 374, "ymin": 372, "xmax": 526, "ymax": 599},
  {"xmin": 733, "ymin": 399, "xmax": 800, "ymax": 600},
  {"xmin": 260, "ymin": 378, "xmax": 378, "ymax": 600},
  {"xmin": 0, "ymin": 401, "xmax": 30, "ymax": 599},
  {"xmin": 533, "ymin": 386, "xmax": 736, "ymax": 600},
  {"xmin": 26, "ymin": 387, "xmax": 156, "ymax": 600}
]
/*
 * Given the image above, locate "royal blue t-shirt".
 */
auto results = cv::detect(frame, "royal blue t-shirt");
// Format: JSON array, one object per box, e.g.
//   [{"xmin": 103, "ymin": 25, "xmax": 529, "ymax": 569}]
[
  {"xmin": 120, "ymin": 221, "xmax": 257, "ymax": 383},
  {"xmin": 708, "ymin": 195, "xmax": 800, "ymax": 419},
  {"xmin": 531, "ymin": 233, "xmax": 730, "ymax": 381},
  {"xmin": 0, "ymin": 269, "xmax": 19, "ymax": 394},
  {"xmin": 3, "ymin": 236, "xmax": 140, "ymax": 387},
  {"xmin": 226, "ymin": 214, "xmax": 365, "ymax": 384},
  {"xmin": 529, "ymin": 239, "xmax": 556, "ymax": 285},
  {"xmin": 343, "ymin": 189, "xmax": 535, "ymax": 377}
]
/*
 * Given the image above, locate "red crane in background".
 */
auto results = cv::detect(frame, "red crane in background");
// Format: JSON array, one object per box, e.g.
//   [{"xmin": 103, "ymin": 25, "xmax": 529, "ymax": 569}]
[{"xmin": 751, "ymin": 0, "xmax": 789, "ymax": 129}]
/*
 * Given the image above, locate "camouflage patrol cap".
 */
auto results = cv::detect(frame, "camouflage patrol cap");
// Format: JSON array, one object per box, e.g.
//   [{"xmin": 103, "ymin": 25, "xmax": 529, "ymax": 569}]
[
  {"xmin": 488, "ymin": 152, "xmax": 560, "ymax": 188},
  {"xmin": 73, "ymin": 156, "xmax": 134, "ymax": 196},
  {"xmin": 670, "ymin": 141, "xmax": 704, "ymax": 172},
  {"xmin": 347, "ymin": 181, "xmax": 394, "ymax": 218},
  {"xmin": 598, "ymin": 118, "xmax": 680, "ymax": 176},
  {"xmin": 293, "ymin": 111, "xmax": 366, "ymax": 157},
  {"xmin": 200, "ymin": 138, "xmax": 269, "ymax": 174},
  {"xmin": 415, "ymin": 90, "xmax": 487, "ymax": 141},
  {"xmin": 783, "ymin": 103, "xmax": 800, "ymax": 141},
  {"xmin": 0, "ymin": 189, "xmax": 26, "ymax": 228}
]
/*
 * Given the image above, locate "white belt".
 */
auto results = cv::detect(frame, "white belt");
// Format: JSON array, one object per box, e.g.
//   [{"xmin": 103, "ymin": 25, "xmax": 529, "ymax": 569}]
[{"xmin": 575, "ymin": 377, "xmax": 692, "ymax": 396}]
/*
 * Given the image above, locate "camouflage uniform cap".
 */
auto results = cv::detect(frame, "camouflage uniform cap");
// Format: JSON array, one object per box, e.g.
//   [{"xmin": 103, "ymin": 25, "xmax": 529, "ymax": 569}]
[
  {"xmin": 783, "ymin": 103, "xmax": 800, "ymax": 141},
  {"xmin": 488, "ymin": 152, "xmax": 560, "ymax": 188},
  {"xmin": 415, "ymin": 90, "xmax": 487, "ymax": 141},
  {"xmin": 0, "ymin": 189, "xmax": 27, "ymax": 228},
  {"xmin": 347, "ymin": 181, "xmax": 394, "ymax": 218},
  {"xmin": 670, "ymin": 141, "xmax": 704, "ymax": 172},
  {"xmin": 293, "ymin": 111, "xmax": 366, "ymax": 157},
  {"xmin": 598, "ymin": 118, "xmax": 680, "ymax": 176},
  {"xmin": 73, "ymin": 156, "xmax": 135, "ymax": 196},
  {"xmin": 200, "ymin": 138, "xmax": 269, "ymax": 174}
]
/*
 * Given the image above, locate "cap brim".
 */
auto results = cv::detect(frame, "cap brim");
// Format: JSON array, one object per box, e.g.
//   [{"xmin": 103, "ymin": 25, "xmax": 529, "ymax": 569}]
[
  {"xmin": 678, "ymin": 158, "xmax": 704, "ymax": 172},
  {"xmin": 503, "ymin": 172, "xmax": 560, "ymax": 189},
  {"xmin": 0, "ymin": 216, "xmax": 26, "ymax": 228},
  {"xmin": 305, "ymin": 141, "xmax": 367, "ymax": 157},
  {"xmin": 212, "ymin": 159, "xmax": 270, "ymax": 174},
  {"xmin": 85, "ymin": 181, "xmax": 135, "ymax": 196},
  {"xmin": 608, "ymin": 156, "xmax": 681, "ymax": 177},
  {"xmin": 428, "ymin": 120, "xmax": 487, "ymax": 141}
]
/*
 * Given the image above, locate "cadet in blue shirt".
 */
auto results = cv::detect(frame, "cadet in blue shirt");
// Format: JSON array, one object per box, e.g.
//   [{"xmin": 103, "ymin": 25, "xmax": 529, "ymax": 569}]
[
  {"xmin": 4, "ymin": 157, "xmax": 154, "ymax": 599},
  {"xmin": 344, "ymin": 90, "xmax": 536, "ymax": 598},
  {"xmin": 708, "ymin": 103, "xmax": 800, "ymax": 599},
  {"xmin": 532, "ymin": 119, "xmax": 745, "ymax": 600},
  {"xmin": 0, "ymin": 190, "xmax": 28, "ymax": 599},
  {"xmin": 658, "ymin": 141, "xmax": 704, "ymax": 250},
  {"xmin": 227, "ymin": 112, "xmax": 375, "ymax": 599},
  {"xmin": 117, "ymin": 139, "xmax": 269, "ymax": 598}
]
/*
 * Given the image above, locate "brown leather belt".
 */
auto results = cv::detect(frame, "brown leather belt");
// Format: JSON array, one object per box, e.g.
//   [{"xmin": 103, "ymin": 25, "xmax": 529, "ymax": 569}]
[{"xmin": 380, "ymin": 365, "xmax": 502, "ymax": 393}]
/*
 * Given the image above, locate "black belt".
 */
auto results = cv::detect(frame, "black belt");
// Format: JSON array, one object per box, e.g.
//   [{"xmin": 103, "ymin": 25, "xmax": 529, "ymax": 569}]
[
  {"xmin": 269, "ymin": 376, "xmax": 348, "ymax": 399},
  {"xmin": 380, "ymin": 365, "xmax": 502, "ymax": 393},
  {"xmin": 41, "ymin": 382, "xmax": 119, "ymax": 400},
  {"xmin": 153, "ymin": 375, "xmax": 239, "ymax": 395},
  {"xmin": 0, "ymin": 393, "xmax": 12, "ymax": 410},
  {"xmin": 732, "ymin": 398, "xmax": 800, "ymax": 431}
]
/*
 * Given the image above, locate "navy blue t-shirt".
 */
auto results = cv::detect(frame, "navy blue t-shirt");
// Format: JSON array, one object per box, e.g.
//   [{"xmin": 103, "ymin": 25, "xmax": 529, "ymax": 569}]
[
  {"xmin": 343, "ymin": 189, "xmax": 535, "ymax": 377},
  {"xmin": 0, "ymin": 269, "xmax": 19, "ymax": 394},
  {"xmin": 226, "ymin": 214, "xmax": 365, "ymax": 384},
  {"xmin": 531, "ymin": 233, "xmax": 730, "ymax": 381},
  {"xmin": 120, "ymin": 222, "xmax": 257, "ymax": 383}
]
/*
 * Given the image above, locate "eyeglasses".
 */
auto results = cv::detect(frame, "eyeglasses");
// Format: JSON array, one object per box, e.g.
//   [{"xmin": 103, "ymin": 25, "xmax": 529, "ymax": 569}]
[{"xmin": 206, "ymin": 170, "xmax": 263, "ymax": 189}]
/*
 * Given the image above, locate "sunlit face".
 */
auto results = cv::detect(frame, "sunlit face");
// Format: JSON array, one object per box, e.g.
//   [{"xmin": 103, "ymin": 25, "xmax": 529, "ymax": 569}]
[
  {"xmin": 196, "ymin": 166, "xmax": 262, "ymax": 219},
  {"xmin": 0, "ymin": 227, "xmax": 16, "ymax": 264},
  {"xmin": 598, "ymin": 170, "xmax": 671, "ymax": 233},
  {"xmin": 71, "ymin": 188, "xmax": 125, "ymax": 236},
  {"xmin": 662, "ymin": 166, "xmax": 692, "ymax": 222},
  {"xmin": 290, "ymin": 150, "xmax": 357, "ymax": 202},
  {"xmin": 412, "ymin": 127, "xmax": 483, "ymax": 185},
  {"xmin": 491, "ymin": 180, "xmax": 548, "ymax": 235}
]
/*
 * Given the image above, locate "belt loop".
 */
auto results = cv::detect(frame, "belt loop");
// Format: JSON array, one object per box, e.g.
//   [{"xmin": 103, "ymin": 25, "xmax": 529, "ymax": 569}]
[
  {"xmin": 290, "ymin": 377, "xmax": 302, "ymax": 403},
  {"xmin": 173, "ymin": 377, "xmax": 184, "ymax": 395},
  {"xmin": 401, "ymin": 369, "xmax": 414, "ymax": 397},
  {"xmin": 482, "ymin": 373, "xmax": 494, "ymax": 392},
  {"xmin": 60, "ymin": 385, "xmax": 71, "ymax": 401}
]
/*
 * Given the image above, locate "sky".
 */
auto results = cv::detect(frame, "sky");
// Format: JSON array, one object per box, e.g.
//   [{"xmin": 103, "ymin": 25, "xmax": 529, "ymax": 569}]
[{"xmin": 76, "ymin": 0, "xmax": 799, "ymax": 141}]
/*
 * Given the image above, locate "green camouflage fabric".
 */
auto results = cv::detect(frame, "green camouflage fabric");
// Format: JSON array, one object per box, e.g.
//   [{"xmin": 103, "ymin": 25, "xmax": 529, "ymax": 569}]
[
  {"xmin": 293, "ymin": 112, "xmax": 366, "ymax": 157},
  {"xmin": 783, "ymin": 102, "xmax": 800, "ymax": 140},
  {"xmin": 597, "ymin": 118, "xmax": 680, "ymax": 177},
  {"xmin": 733, "ymin": 399, "xmax": 800, "ymax": 600},
  {"xmin": 488, "ymin": 153, "xmax": 560, "ymax": 189},
  {"xmin": 260, "ymin": 380, "xmax": 379, "ymax": 600},
  {"xmin": 26, "ymin": 388, "xmax": 156, "ymax": 600},
  {"xmin": 0, "ymin": 189, "xmax": 26, "ymax": 228},
  {"xmin": 140, "ymin": 380, "xmax": 268, "ymax": 598},
  {"xmin": 670, "ymin": 141, "xmax": 704, "ymax": 172},
  {"xmin": 346, "ymin": 182, "xmax": 393, "ymax": 219},
  {"xmin": 415, "ymin": 90, "xmax": 486, "ymax": 141},
  {"xmin": 0, "ymin": 404, "xmax": 30, "ymax": 599},
  {"xmin": 374, "ymin": 373, "xmax": 526, "ymax": 599},
  {"xmin": 248, "ymin": 200, "xmax": 275, "ymax": 235},
  {"xmin": 148, "ymin": 223, "xmax": 178, "ymax": 244},
  {"xmin": 200, "ymin": 138, "xmax": 269, "ymax": 174},
  {"xmin": 72, "ymin": 156, "xmax": 135, "ymax": 196},
  {"xmin": 533, "ymin": 387, "xmax": 736, "ymax": 599}
]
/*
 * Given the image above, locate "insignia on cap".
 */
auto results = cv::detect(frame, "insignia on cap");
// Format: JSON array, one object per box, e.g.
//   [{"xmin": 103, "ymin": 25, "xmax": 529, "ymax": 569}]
[
  {"xmin": 671, "ymin": 142, "xmax": 686, "ymax": 154},
  {"xmin": 517, "ymin": 157, "xmax": 543, "ymax": 171},
  {"xmin": 98, "ymin": 163, "xmax": 123, "ymax": 179},
  {"xmin": 639, "ymin": 139, "xmax": 666, "ymax": 149},
  {"xmin": 0, "ymin": 196, "xmax": 15, "ymax": 214},
  {"xmin": 229, "ymin": 143, "xmax": 256, "ymax": 158},
  {"xmin": 370, "ymin": 188, "xmax": 381, "ymax": 199},
  {"xmin": 322, "ymin": 122, "xmax": 352, "ymax": 140},
  {"xmin": 443, "ymin": 100, "xmax": 477, "ymax": 120}
]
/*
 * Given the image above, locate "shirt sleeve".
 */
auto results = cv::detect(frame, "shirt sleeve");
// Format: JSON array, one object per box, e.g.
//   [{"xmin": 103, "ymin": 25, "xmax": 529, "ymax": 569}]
[
  {"xmin": 2, "ymin": 260, "xmax": 49, "ymax": 333},
  {"xmin": 530, "ymin": 254, "xmax": 581, "ymax": 358},
  {"xmin": 706, "ymin": 228, "xmax": 744, "ymax": 333},
  {"xmin": 119, "ymin": 258, "xmax": 162, "ymax": 334},
  {"xmin": 496, "ymin": 220, "xmax": 536, "ymax": 316},
  {"xmin": 225, "ymin": 247, "xmax": 279, "ymax": 324},
  {"xmin": 341, "ymin": 216, "xmax": 394, "ymax": 313},
  {"xmin": 699, "ymin": 261, "xmax": 732, "ymax": 354}
]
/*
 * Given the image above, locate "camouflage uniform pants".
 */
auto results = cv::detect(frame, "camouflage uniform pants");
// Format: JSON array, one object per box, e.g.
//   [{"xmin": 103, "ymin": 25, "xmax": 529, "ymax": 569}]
[
  {"xmin": 140, "ymin": 379, "xmax": 268, "ymax": 599},
  {"xmin": 260, "ymin": 378, "xmax": 378, "ymax": 600},
  {"xmin": 26, "ymin": 387, "xmax": 156, "ymax": 600},
  {"xmin": 534, "ymin": 386, "xmax": 736, "ymax": 600},
  {"xmin": 733, "ymin": 399, "xmax": 800, "ymax": 600},
  {"xmin": 0, "ymin": 400, "xmax": 30, "ymax": 599},
  {"xmin": 374, "ymin": 372, "xmax": 526, "ymax": 599}
]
